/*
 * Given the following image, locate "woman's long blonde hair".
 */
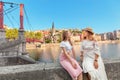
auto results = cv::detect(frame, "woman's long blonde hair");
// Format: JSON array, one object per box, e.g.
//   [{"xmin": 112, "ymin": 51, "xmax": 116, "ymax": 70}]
[{"xmin": 62, "ymin": 30, "xmax": 73, "ymax": 46}]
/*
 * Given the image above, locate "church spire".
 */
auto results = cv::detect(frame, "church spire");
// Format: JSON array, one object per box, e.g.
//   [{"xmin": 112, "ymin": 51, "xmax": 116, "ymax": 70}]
[
  {"xmin": 51, "ymin": 22, "xmax": 56, "ymax": 43},
  {"xmin": 52, "ymin": 22, "xmax": 54, "ymax": 29}
]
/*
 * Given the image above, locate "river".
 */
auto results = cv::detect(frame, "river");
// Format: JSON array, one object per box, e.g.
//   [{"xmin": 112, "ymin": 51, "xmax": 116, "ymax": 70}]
[{"xmin": 27, "ymin": 43, "xmax": 120, "ymax": 63}]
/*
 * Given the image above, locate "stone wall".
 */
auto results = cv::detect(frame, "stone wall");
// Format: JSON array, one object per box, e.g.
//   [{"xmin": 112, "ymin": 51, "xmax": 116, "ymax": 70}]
[
  {"xmin": 0, "ymin": 56, "xmax": 35, "ymax": 67},
  {"xmin": 0, "ymin": 60, "xmax": 120, "ymax": 80}
]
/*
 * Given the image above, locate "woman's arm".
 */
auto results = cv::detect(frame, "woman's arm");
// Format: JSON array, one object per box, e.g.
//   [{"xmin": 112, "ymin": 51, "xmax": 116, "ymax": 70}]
[
  {"xmin": 80, "ymin": 51, "xmax": 84, "ymax": 61},
  {"xmin": 80, "ymin": 42, "xmax": 84, "ymax": 61},
  {"xmin": 94, "ymin": 54, "xmax": 99, "ymax": 61},
  {"xmin": 94, "ymin": 54, "xmax": 99, "ymax": 69},
  {"xmin": 68, "ymin": 38, "xmax": 76, "ymax": 59},
  {"xmin": 72, "ymin": 47, "xmax": 76, "ymax": 59},
  {"xmin": 94, "ymin": 41, "xmax": 100, "ymax": 69},
  {"xmin": 61, "ymin": 47, "xmax": 72, "ymax": 63},
  {"xmin": 61, "ymin": 47, "xmax": 77, "ymax": 69}
]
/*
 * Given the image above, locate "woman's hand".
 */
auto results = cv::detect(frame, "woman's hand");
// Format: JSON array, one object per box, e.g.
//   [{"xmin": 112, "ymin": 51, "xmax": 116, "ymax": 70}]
[
  {"xmin": 71, "ymin": 61, "xmax": 77, "ymax": 69},
  {"xmin": 80, "ymin": 55, "xmax": 83, "ymax": 62},
  {"xmin": 94, "ymin": 60, "xmax": 99, "ymax": 69}
]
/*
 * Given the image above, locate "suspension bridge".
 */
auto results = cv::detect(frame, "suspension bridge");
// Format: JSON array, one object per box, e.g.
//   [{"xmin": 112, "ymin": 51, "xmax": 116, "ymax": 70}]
[{"xmin": 0, "ymin": 1, "xmax": 32, "ymax": 57}]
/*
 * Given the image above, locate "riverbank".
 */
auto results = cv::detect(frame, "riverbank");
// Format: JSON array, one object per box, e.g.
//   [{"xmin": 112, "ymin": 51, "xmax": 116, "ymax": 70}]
[
  {"xmin": 98, "ymin": 40, "xmax": 120, "ymax": 44},
  {"xmin": 26, "ymin": 40, "xmax": 120, "ymax": 49}
]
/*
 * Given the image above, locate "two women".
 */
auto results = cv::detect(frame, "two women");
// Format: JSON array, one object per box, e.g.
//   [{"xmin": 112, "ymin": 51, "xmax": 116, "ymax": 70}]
[{"xmin": 59, "ymin": 27, "xmax": 108, "ymax": 80}]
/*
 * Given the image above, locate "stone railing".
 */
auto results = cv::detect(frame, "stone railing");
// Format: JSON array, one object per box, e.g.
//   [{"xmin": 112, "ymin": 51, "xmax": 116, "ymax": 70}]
[
  {"xmin": 0, "ymin": 39, "xmax": 23, "ymax": 50},
  {"xmin": 0, "ymin": 56, "xmax": 36, "ymax": 67},
  {"xmin": 0, "ymin": 39, "xmax": 26, "ymax": 57},
  {"xmin": 0, "ymin": 59, "xmax": 120, "ymax": 80}
]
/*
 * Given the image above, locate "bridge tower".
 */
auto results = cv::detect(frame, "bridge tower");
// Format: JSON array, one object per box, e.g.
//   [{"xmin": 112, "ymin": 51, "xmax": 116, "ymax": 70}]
[
  {"xmin": 0, "ymin": 2, "xmax": 5, "ymax": 41},
  {"xmin": 19, "ymin": 3, "xmax": 26, "ymax": 53},
  {"xmin": 0, "ymin": 1, "xmax": 26, "ymax": 54}
]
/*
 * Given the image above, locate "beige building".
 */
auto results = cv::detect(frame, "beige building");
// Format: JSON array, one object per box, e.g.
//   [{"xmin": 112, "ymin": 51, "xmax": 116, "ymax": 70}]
[
  {"xmin": 72, "ymin": 36, "xmax": 80, "ymax": 42},
  {"xmin": 114, "ymin": 30, "xmax": 120, "ymax": 40},
  {"xmin": 95, "ymin": 34, "xmax": 101, "ymax": 41}
]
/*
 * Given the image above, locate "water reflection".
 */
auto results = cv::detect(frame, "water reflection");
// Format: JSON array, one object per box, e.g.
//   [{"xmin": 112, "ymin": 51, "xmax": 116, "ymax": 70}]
[
  {"xmin": 27, "ymin": 43, "xmax": 120, "ymax": 63},
  {"xmin": 100, "ymin": 43, "xmax": 120, "ymax": 59}
]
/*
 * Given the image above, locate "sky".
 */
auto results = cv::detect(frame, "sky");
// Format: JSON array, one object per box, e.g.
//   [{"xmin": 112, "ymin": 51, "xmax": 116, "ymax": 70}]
[{"xmin": 1, "ymin": 0, "xmax": 120, "ymax": 33}]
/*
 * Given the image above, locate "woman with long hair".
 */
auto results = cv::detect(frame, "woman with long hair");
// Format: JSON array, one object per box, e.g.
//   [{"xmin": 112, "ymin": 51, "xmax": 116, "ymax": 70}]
[
  {"xmin": 80, "ymin": 27, "xmax": 108, "ymax": 80},
  {"xmin": 59, "ymin": 30, "xmax": 83, "ymax": 80}
]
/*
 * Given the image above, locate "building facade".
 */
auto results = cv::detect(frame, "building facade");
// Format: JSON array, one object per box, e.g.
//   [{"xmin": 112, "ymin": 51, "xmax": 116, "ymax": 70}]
[{"xmin": 114, "ymin": 30, "xmax": 120, "ymax": 40}]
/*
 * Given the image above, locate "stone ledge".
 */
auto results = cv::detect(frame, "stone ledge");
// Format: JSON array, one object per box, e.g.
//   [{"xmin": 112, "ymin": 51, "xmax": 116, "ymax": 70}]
[{"xmin": 0, "ymin": 60, "xmax": 120, "ymax": 80}]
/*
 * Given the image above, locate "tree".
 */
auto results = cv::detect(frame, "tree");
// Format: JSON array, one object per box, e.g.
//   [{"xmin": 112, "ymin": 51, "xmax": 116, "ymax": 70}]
[
  {"xmin": 57, "ymin": 33, "xmax": 62, "ymax": 43},
  {"xmin": 25, "ymin": 31, "xmax": 43, "ymax": 39},
  {"xmin": 45, "ymin": 38, "xmax": 51, "ymax": 43},
  {"xmin": 71, "ymin": 29, "xmax": 81, "ymax": 36},
  {"xmin": 5, "ymin": 28, "xmax": 18, "ymax": 40},
  {"xmin": 13, "ymin": 28, "xmax": 18, "ymax": 39},
  {"xmin": 25, "ymin": 31, "xmax": 35, "ymax": 39},
  {"xmin": 35, "ymin": 32, "xmax": 43, "ymax": 40},
  {"xmin": 25, "ymin": 31, "xmax": 30, "ymax": 38}
]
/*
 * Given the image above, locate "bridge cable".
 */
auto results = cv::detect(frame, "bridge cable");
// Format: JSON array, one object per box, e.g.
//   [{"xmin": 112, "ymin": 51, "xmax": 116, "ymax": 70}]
[
  {"xmin": 23, "ymin": 7, "xmax": 33, "ymax": 31},
  {"xmin": 4, "ymin": 5, "xmax": 15, "ymax": 28}
]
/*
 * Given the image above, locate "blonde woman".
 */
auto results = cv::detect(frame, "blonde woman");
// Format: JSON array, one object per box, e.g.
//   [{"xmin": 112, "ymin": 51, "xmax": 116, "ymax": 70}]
[
  {"xmin": 59, "ymin": 31, "xmax": 83, "ymax": 80},
  {"xmin": 80, "ymin": 27, "xmax": 108, "ymax": 80}
]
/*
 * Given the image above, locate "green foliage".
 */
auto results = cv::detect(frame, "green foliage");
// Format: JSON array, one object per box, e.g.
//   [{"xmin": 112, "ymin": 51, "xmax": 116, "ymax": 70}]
[
  {"xmin": 71, "ymin": 29, "xmax": 81, "ymax": 36},
  {"xmin": 35, "ymin": 32, "xmax": 43, "ymax": 39},
  {"xmin": 5, "ymin": 28, "xmax": 18, "ymax": 39},
  {"xmin": 25, "ymin": 31, "xmax": 30, "ymax": 38},
  {"xmin": 25, "ymin": 31, "xmax": 43, "ymax": 39},
  {"xmin": 45, "ymin": 38, "xmax": 51, "ymax": 43},
  {"xmin": 57, "ymin": 33, "xmax": 62, "ymax": 43},
  {"xmin": 5, "ymin": 29, "xmax": 43, "ymax": 40}
]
